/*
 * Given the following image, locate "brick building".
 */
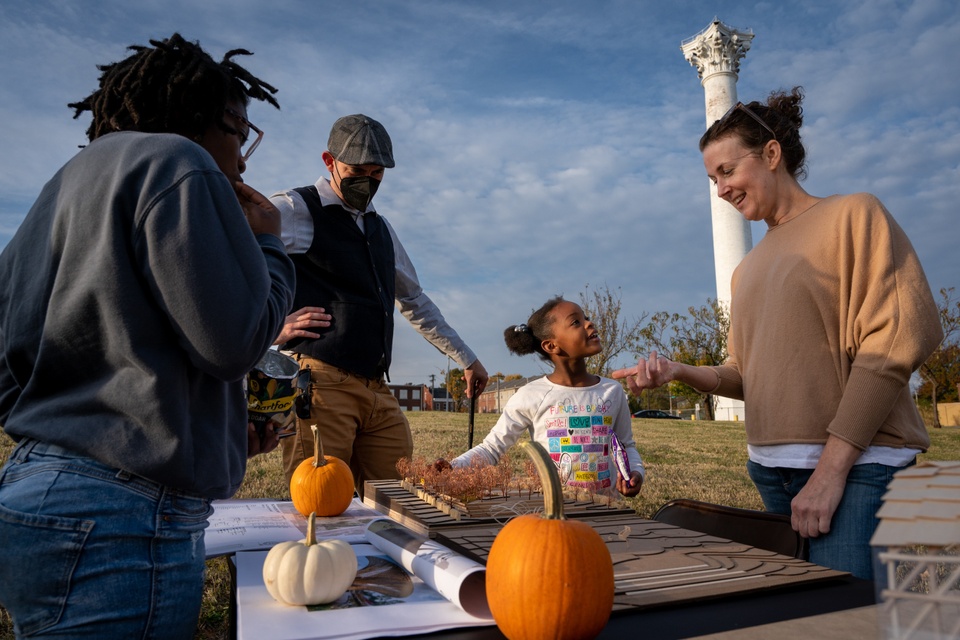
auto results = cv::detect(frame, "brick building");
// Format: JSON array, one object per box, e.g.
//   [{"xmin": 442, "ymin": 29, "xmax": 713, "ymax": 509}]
[
  {"xmin": 387, "ymin": 383, "xmax": 427, "ymax": 411},
  {"xmin": 476, "ymin": 375, "xmax": 545, "ymax": 413},
  {"xmin": 387, "ymin": 384, "xmax": 459, "ymax": 411}
]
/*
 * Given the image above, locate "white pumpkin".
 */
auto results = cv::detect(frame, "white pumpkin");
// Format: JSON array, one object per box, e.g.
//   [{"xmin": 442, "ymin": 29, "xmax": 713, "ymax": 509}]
[{"xmin": 262, "ymin": 512, "xmax": 358, "ymax": 606}]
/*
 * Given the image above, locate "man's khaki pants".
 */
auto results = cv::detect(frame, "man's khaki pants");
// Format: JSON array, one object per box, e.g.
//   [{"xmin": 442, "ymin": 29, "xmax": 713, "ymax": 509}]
[{"xmin": 281, "ymin": 356, "xmax": 413, "ymax": 499}]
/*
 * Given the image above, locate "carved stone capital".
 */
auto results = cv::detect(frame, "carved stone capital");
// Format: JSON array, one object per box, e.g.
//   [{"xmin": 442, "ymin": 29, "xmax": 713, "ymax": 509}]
[{"xmin": 681, "ymin": 19, "xmax": 754, "ymax": 80}]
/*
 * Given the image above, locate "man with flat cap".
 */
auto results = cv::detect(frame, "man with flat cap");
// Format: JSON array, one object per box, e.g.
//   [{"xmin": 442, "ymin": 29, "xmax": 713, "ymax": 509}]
[{"xmin": 270, "ymin": 114, "xmax": 489, "ymax": 496}]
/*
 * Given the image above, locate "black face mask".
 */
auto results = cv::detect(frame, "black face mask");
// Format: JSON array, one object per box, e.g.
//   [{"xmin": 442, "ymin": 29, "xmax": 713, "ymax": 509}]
[{"xmin": 338, "ymin": 175, "xmax": 380, "ymax": 211}]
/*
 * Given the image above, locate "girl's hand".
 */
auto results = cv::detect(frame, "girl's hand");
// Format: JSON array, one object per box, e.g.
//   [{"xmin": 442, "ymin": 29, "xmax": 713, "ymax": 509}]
[
  {"xmin": 273, "ymin": 306, "xmax": 332, "ymax": 345},
  {"xmin": 617, "ymin": 470, "xmax": 644, "ymax": 497},
  {"xmin": 433, "ymin": 458, "xmax": 452, "ymax": 472}
]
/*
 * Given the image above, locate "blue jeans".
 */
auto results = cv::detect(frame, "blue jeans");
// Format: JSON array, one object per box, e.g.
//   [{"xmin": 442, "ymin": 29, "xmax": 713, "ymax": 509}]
[
  {"xmin": 746, "ymin": 460, "xmax": 900, "ymax": 581},
  {"xmin": 0, "ymin": 439, "xmax": 213, "ymax": 638}
]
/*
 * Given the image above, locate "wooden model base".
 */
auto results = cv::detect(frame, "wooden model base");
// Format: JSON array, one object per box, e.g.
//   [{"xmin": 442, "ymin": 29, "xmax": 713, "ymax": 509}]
[
  {"xmin": 363, "ymin": 479, "xmax": 634, "ymax": 535},
  {"xmin": 434, "ymin": 514, "xmax": 850, "ymax": 611}
]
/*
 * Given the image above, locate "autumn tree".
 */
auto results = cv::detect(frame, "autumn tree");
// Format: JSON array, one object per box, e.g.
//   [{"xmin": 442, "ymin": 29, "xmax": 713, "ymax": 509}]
[
  {"xmin": 918, "ymin": 287, "xmax": 960, "ymax": 428},
  {"xmin": 637, "ymin": 298, "xmax": 730, "ymax": 420},
  {"xmin": 445, "ymin": 367, "xmax": 467, "ymax": 412},
  {"xmin": 578, "ymin": 283, "xmax": 648, "ymax": 377}
]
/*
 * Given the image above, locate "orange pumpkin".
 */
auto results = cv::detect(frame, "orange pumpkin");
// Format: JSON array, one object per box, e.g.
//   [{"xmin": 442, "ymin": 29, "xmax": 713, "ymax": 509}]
[
  {"xmin": 485, "ymin": 441, "xmax": 614, "ymax": 640},
  {"xmin": 290, "ymin": 424, "xmax": 354, "ymax": 517}
]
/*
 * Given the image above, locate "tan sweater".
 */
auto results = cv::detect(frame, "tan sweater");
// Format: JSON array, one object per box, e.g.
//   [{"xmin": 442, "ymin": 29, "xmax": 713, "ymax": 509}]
[{"xmin": 710, "ymin": 193, "xmax": 942, "ymax": 451}]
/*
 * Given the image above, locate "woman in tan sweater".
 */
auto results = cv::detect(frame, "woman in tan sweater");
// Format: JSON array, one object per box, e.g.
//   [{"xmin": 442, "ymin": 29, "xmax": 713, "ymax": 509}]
[{"xmin": 614, "ymin": 87, "xmax": 942, "ymax": 581}]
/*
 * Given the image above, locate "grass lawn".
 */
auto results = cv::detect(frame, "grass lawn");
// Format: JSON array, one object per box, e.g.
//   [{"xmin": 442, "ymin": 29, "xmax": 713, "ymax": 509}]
[{"xmin": 1, "ymin": 412, "xmax": 958, "ymax": 639}]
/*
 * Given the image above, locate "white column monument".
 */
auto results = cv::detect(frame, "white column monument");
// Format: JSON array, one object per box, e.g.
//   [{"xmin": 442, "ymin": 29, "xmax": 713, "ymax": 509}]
[{"xmin": 681, "ymin": 19, "xmax": 753, "ymax": 422}]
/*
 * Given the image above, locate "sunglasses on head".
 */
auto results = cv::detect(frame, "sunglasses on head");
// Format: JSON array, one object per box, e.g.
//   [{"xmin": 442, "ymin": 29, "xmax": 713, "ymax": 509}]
[{"xmin": 717, "ymin": 102, "xmax": 777, "ymax": 141}]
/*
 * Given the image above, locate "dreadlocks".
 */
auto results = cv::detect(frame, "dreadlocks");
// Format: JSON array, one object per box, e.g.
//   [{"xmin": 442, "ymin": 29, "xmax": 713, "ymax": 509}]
[{"xmin": 68, "ymin": 33, "xmax": 279, "ymax": 142}]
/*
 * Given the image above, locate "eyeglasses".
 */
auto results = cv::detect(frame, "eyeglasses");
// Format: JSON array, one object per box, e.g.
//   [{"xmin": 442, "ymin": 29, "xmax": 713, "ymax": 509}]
[
  {"xmin": 717, "ymin": 102, "xmax": 776, "ymax": 141},
  {"xmin": 222, "ymin": 107, "xmax": 264, "ymax": 161}
]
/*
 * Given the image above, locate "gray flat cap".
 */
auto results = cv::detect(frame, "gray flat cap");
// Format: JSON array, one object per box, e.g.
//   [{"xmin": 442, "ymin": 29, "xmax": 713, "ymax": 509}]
[{"xmin": 327, "ymin": 114, "xmax": 395, "ymax": 168}]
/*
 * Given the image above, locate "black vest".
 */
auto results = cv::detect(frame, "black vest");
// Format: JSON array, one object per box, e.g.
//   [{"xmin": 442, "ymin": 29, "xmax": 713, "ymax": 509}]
[{"xmin": 284, "ymin": 186, "xmax": 396, "ymax": 379}]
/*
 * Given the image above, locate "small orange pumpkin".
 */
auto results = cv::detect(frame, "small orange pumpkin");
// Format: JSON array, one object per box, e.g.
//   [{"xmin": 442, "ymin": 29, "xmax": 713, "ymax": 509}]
[
  {"xmin": 290, "ymin": 424, "xmax": 354, "ymax": 517},
  {"xmin": 485, "ymin": 441, "xmax": 614, "ymax": 640}
]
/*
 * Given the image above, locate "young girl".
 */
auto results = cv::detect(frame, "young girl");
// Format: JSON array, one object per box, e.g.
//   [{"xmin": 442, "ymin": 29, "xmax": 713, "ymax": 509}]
[{"xmin": 447, "ymin": 296, "xmax": 644, "ymax": 498}]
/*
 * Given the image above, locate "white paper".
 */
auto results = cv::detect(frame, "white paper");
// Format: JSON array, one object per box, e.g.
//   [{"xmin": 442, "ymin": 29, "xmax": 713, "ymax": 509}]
[
  {"xmin": 364, "ymin": 518, "xmax": 492, "ymax": 619},
  {"xmin": 205, "ymin": 498, "xmax": 381, "ymax": 558},
  {"xmin": 235, "ymin": 545, "xmax": 495, "ymax": 640}
]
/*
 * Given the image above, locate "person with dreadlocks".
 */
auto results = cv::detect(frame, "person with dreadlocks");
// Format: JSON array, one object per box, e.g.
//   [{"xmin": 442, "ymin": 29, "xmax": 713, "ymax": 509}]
[{"xmin": 0, "ymin": 34, "xmax": 295, "ymax": 637}]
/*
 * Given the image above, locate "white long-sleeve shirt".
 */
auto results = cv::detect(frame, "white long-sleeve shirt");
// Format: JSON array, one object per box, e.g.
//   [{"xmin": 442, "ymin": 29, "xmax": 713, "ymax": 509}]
[{"xmin": 453, "ymin": 376, "xmax": 644, "ymax": 496}]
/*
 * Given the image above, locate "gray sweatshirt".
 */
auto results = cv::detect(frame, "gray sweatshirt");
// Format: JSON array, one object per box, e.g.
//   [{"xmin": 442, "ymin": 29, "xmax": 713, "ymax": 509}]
[{"xmin": 0, "ymin": 131, "xmax": 295, "ymax": 499}]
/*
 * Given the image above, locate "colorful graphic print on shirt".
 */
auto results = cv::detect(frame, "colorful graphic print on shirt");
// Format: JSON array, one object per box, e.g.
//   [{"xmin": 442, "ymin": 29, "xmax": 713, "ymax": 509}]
[{"xmin": 544, "ymin": 398, "xmax": 615, "ymax": 494}]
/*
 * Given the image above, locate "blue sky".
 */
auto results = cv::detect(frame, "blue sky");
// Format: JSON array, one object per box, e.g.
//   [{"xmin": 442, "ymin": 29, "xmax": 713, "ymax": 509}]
[{"xmin": 1, "ymin": 0, "xmax": 958, "ymax": 386}]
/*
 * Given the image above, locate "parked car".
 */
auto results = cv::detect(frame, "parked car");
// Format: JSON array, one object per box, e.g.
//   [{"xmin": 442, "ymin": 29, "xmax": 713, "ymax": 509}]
[{"xmin": 632, "ymin": 409, "xmax": 682, "ymax": 420}]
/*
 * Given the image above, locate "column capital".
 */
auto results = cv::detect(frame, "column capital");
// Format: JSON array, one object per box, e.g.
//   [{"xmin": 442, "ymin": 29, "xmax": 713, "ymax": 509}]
[{"xmin": 681, "ymin": 19, "xmax": 754, "ymax": 81}]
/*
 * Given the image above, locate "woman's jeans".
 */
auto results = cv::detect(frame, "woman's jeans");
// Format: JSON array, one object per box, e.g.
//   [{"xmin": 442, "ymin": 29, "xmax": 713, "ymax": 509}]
[
  {"xmin": 0, "ymin": 439, "xmax": 213, "ymax": 638},
  {"xmin": 747, "ymin": 459, "xmax": 900, "ymax": 581}
]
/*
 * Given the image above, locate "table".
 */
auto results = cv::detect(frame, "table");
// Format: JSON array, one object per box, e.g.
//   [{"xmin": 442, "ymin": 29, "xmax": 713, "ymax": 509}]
[
  {"xmin": 692, "ymin": 605, "xmax": 880, "ymax": 639},
  {"xmin": 408, "ymin": 577, "xmax": 875, "ymax": 639},
  {"xmin": 232, "ymin": 558, "xmax": 874, "ymax": 640},
  {"xmin": 230, "ymin": 484, "xmax": 877, "ymax": 639},
  {"xmin": 363, "ymin": 480, "xmax": 873, "ymax": 612}
]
